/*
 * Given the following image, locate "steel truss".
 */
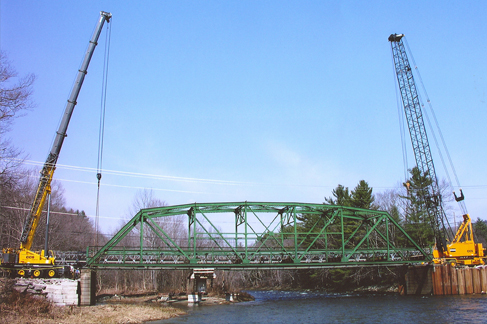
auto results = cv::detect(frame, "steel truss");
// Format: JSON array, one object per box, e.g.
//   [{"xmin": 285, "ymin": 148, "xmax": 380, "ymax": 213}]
[{"xmin": 86, "ymin": 202, "xmax": 430, "ymax": 269}]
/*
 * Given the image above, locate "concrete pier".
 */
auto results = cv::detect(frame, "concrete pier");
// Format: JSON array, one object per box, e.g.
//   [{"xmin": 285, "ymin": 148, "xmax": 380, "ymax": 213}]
[
  {"xmin": 79, "ymin": 269, "xmax": 96, "ymax": 306},
  {"xmin": 187, "ymin": 268, "xmax": 215, "ymax": 304},
  {"xmin": 187, "ymin": 293, "xmax": 201, "ymax": 303}
]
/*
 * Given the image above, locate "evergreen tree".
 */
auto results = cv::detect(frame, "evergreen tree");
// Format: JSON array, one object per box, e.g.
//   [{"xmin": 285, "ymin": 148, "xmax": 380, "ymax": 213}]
[
  {"xmin": 321, "ymin": 182, "xmax": 376, "ymax": 248},
  {"xmin": 350, "ymin": 180, "xmax": 376, "ymax": 209},
  {"xmin": 401, "ymin": 167, "xmax": 435, "ymax": 248},
  {"xmin": 473, "ymin": 218, "xmax": 487, "ymax": 245},
  {"xmin": 324, "ymin": 184, "xmax": 351, "ymax": 206}
]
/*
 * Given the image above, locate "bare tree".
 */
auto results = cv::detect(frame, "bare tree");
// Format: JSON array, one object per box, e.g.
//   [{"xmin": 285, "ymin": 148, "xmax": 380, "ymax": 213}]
[
  {"xmin": 127, "ymin": 189, "xmax": 166, "ymax": 215},
  {"xmin": 1, "ymin": 167, "xmax": 96, "ymax": 252},
  {"xmin": 0, "ymin": 51, "xmax": 36, "ymax": 246},
  {"xmin": 0, "ymin": 51, "xmax": 35, "ymax": 185}
]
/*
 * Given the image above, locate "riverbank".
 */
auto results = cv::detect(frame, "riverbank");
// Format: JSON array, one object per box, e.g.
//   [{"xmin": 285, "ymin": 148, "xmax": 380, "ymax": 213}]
[
  {"xmin": 0, "ymin": 289, "xmax": 184, "ymax": 324},
  {"xmin": 1, "ymin": 277, "xmax": 249, "ymax": 324}
]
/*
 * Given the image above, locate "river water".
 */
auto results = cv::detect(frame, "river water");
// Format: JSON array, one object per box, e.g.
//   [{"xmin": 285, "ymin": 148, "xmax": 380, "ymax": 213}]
[{"xmin": 150, "ymin": 290, "xmax": 487, "ymax": 324}]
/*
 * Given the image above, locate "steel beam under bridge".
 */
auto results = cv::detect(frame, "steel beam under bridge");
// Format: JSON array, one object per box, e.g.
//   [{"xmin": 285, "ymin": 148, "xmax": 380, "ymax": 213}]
[{"xmin": 86, "ymin": 202, "xmax": 430, "ymax": 270}]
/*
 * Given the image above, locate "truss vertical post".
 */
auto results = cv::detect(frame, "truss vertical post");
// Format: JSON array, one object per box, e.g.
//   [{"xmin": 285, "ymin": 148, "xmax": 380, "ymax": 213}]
[
  {"xmin": 386, "ymin": 217, "xmax": 390, "ymax": 260},
  {"xmin": 280, "ymin": 212, "xmax": 284, "ymax": 248},
  {"xmin": 193, "ymin": 208, "xmax": 197, "ymax": 259},
  {"xmin": 244, "ymin": 203, "xmax": 248, "ymax": 262},
  {"xmin": 340, "ymin": 209, "xmax": 345, "ymax": 257},
  {"xmin": 293, "ymin": 207, "xmax": 298, "ymax": 262},
  {"xmin": 235, "ymin": 211, "xmax": 238, "ymax": 251},
  {"xmin": 324, "ymin": 214, "xmax": 328, "ymax": 261},
  {"xmin": 366, "ymin": 222, "xmax": 370, "ymax": 250},
  {"xmin": 139, "ymin": 214, "xmax": 144, "ymax": 264},
  {"xmin": 188, "ymin": 209, "xmax": 192, "ymax": 254}
]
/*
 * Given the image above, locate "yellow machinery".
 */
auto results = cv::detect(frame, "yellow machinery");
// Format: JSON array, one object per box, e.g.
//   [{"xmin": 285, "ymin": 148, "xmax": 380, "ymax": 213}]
[
  {"xmin": 434, "ymin": 214, "xmax": 485, "ymax": 265},
  {"xmin": 0, "ymin": 12, "xmax": 111, "ymax": 278}
]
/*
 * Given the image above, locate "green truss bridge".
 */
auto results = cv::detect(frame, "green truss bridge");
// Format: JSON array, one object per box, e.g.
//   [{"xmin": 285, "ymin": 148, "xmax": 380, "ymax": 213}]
[{"xmin": 86, "ymin": 202, "xmax": 430, "ymax": 270}]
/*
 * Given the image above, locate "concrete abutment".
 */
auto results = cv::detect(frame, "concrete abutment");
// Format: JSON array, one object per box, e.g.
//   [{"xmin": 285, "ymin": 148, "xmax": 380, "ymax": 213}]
[{"xmin": 79, "ymin": 269, "xmax": 97, "ymax": 306}]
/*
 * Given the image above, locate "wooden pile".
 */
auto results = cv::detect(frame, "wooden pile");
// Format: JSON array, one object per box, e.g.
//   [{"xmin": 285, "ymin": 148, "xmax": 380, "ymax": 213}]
[{"xmin": 432, "ymin": 264, "xmax": 487, "ymax": 295}]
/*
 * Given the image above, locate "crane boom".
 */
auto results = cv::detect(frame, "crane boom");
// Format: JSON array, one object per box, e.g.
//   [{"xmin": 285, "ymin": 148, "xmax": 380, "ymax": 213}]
[
  {"xmin": 19, "ymin": 11, "xmax": 111, "ymax": 251},
  {"xmin": 388, "ymin": 33, "xmax": 450, "ymax": 253},
  {"xmin": 389, "ymin": 34, "xmax": 485, "ymax": 265}
]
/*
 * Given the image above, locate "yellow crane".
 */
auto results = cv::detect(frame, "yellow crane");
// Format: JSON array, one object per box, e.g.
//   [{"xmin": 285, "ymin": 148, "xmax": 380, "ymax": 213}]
[
  {"xmin": 433, "ymin": 212, "xmax": 485, "ymax": 265},
  {"xmin": 1, "ymin": 11, "xmax": 111, "ymax": 278}
]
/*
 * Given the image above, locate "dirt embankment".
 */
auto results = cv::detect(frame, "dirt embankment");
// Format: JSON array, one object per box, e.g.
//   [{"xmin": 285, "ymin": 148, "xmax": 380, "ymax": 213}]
[
  {"xmin": 0, "ymin": 279, "xmax": 184, "ymax": 324},
  {"xmin": 1, "ymin": 295, "xmax": 184, "ymax": 324}
]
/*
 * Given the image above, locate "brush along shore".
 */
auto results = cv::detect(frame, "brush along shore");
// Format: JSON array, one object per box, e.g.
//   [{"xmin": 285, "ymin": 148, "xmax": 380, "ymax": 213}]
[
  {"xmin": 0, "ymin": 292, "xmax": 184, "ymax": 324},
  {"xmin": 0, "ymin": 279, "xmax": 182, "ymax": 324}
]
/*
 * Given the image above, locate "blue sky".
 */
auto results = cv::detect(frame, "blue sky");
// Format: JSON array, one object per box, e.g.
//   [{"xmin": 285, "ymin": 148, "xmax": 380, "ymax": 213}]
[{"xmin": 2, "ymin": 1, "xmax": 486, "ymax": 233}]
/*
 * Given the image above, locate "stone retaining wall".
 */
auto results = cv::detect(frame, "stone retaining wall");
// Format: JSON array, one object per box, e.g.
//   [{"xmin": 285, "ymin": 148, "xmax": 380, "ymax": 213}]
[{"xmin": 13, "ymin": 278, "xmax": 79, "ymax": 306}]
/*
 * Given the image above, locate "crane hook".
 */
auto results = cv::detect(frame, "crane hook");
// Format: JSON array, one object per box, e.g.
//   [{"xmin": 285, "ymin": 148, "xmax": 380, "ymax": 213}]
[{"xmin": 453, "ymin": 189, "xmax": 464, "ymax": 202}]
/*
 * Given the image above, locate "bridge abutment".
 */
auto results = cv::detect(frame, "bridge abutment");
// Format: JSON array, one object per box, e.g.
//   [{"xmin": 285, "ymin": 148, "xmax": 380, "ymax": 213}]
[
  {"xmin": 405, "ymin": 265, "xmax": 433, "ymax": 295},
  {"xmin": 79, "ymin": 269, "xmax": 97, "ymax": 306}
]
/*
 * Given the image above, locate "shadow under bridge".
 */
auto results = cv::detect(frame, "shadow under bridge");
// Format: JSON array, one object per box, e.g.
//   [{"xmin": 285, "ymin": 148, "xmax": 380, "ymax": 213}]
[{"xmin": 86, "ymin": 202, "xmax": 430, "ymax": 270}]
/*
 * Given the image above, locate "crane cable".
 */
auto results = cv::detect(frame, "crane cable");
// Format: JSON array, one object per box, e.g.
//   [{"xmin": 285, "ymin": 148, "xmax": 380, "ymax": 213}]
[
  {"xmin": 95, "ymin": 18, "xmax": 112, "ymax": 246},
  {"xmin": 403, "ymin": 37, "xmax": 468, "ymax": 216}
]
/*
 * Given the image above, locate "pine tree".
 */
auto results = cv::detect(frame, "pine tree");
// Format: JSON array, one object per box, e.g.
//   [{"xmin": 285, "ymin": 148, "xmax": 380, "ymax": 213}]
[
  {"xmin": 473, "ymin": 218, "xmax": 487, "ymax": 245},
  {"xmin": 401, "ymin": 167, "xmax": 435, "ymax": 248},
  {"xmin": 350, "ymin": 180, "xmax": 376, "ymax": 209},
  {"xmin": 324, "ymin": 184, "xmax": 351, "ymax": 206}
]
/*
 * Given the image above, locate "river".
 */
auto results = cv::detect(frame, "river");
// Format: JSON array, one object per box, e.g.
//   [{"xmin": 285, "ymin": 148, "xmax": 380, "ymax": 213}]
[{"xmin": 150, "ymin": 290, "xmax": 487, "ymax": 324}]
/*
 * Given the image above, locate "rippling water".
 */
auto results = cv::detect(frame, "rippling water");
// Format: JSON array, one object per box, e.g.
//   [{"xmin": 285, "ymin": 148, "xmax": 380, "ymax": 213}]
[{"xmin": 151, "ymin": 290, "xmax": 487, "ymax": 324}]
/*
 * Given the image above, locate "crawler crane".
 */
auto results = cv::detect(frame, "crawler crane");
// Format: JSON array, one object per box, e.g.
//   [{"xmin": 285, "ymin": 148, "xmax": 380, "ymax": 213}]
[
  {"xmin": 0, "ymin": 12, "xmax": 111, "ymax": 277},
  {"xmin": 389, "ymin": 33, "xmax": 485, "ymax": 266}
]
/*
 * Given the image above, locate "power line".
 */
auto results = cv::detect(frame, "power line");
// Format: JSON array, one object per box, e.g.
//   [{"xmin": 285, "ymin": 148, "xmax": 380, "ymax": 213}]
[
  {"xmin": 7, "ymin": 158, "xmax": 356, "ymax": 189},
  {"xmin": 7, "ymin": 158, "xmax": 487, "ymax": 193},
  {"xmin": 15, "ymin": 158, "xmax": 263, "ymax": 186},
  {"xmin": 1, "ymin": 205, "xmax": 122, "ymax": 220},
  {"xmin": 11, "ymin": 172, "xmax": 213, "ymax": 194}
]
